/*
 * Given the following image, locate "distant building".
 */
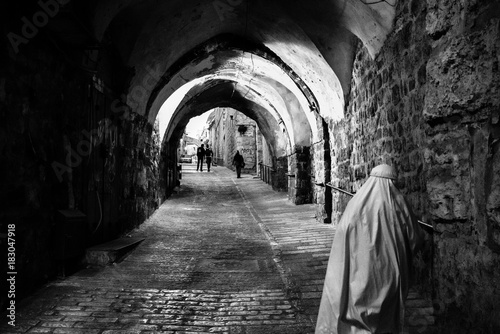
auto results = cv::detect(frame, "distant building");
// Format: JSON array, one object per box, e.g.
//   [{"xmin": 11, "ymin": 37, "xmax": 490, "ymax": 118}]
[
  {"xmin": 180, "ymin": 134, "xmax": 201, "ymax": 156},
  {"xmin": 207, "ymin": 108, "xmax": 258, "ymax": 174}
]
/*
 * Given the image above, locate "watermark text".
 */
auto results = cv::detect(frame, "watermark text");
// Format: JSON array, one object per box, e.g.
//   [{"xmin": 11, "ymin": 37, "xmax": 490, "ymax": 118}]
[{"xmin": 6, "ymin": 224, "xmax": 16, "ymax": 327}]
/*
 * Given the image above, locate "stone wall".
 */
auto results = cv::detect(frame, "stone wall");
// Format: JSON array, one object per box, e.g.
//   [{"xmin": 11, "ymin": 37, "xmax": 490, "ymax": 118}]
[
  {"xmin": 256, "ymin": 127, "xmax": 264, "ymax": 173},
  {"xmin": 332, "ymin": 1, "xmax": 430, "ymax": 216},
  {"xmin": 330, "ymin": 0, "xmax": 500, "ymax": 331},
  {"xmin": 223, "ymin": 110, "xmax": 237, "ymax": 168},
  {"xmin": 260, "ymin": 134, "xmax": 274, "ymax": 167},
  {"xmin": 288, "ymin": 146, "xmax": 313, "ymax": 205},
  {"xmin": 424, "ymin": 0, "xmax": 500, "ymax": 331},
  {"xmin": 160, "ymin": 133, "xmax": 180, "ymax": 195},
  {"xmin": 273, "ymin": 156, "xmax": 288, "ymax": 192},
  {"xmin": 254, "ymin": 130, "xmax": 288, "ymax": 193},
  {"xmin": 312, "ymin": 118, "xmax": 332, "ymax": 224},
  {"xmin": 236, "ymin": 124, "xmax": 256, "ymax": 173},
  {"xmin": 256, "ymin": 130, "xmax": 283, "ymax": 189},
  {"xmin": 209, "ymin": 109, "xmax": 227, "ymax": 166},
  {"xmin": 329, "ymin": 0, "xmax": 433, "ymax": 315},
  {"xmin": 0, "ymin": 33, "xmax": 162, "ymax": 310}
]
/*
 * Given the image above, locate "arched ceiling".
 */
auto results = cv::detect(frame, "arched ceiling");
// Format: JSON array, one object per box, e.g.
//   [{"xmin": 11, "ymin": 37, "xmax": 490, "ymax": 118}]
[
  {"xmin": 83, "ymin": 0, "xmax": 397, "ymax": 156},
  {"xmin": 154, "ymin": 47, "xmax": 315, "ymax": 149},
  {"xmin": 167, "ymin": 81, "xmax": 290, "ymax": 158}
]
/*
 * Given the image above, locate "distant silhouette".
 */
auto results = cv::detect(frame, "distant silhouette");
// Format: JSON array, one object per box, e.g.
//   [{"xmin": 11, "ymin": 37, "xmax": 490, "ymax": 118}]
[
  {"xmin": 232, "ymin": 150, "xmax": 245, "ymax": 178},
  {"xmin": 205, "ymin": 146, "xmax": 213, "ymax": 172},
  {"xmin": 196, "ymin": 144, "xmax": 205, "ymax": 171}
]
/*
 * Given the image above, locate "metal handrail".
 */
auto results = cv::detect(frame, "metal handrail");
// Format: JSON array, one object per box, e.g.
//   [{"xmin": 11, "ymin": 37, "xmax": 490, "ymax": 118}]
[
  {"xmin": 258, "ymin": 162, "xmax": 275, "ymax": 170},
  {"xmin": 325, "ymin": 182, "xmax": 356, "ymax": 196},
  {"xmin": 325, "ymin": 182, "xmax": 434, "ymax": 231},
  {"xmin": 258, "ymin": 163, "xmax": 275, "ymax": 185}
]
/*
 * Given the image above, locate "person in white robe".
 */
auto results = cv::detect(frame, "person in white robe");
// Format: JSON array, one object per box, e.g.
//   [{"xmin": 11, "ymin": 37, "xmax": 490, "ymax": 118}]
[{"xmin": 316, "ymin": 164, "xmax": 424, "ymax": 334}]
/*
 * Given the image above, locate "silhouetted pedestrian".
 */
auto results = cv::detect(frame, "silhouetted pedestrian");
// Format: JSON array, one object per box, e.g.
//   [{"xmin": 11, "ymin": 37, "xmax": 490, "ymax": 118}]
[
  {"xmin": 196, "ymin": 144, "xmax": 205, "ymax": 171},
  {"xmin": 205, "ymin": 146, "xmax": 213, "ymax": 172},
  {"xmin": 232, "ymin": 150, "xmax": 245, "ymax": 178}
]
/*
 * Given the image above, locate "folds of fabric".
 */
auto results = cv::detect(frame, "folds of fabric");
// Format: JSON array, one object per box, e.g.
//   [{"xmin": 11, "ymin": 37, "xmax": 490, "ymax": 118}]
[{"xmin": 316, "ymin": 165, "xmax": 424, "ymax": 334}]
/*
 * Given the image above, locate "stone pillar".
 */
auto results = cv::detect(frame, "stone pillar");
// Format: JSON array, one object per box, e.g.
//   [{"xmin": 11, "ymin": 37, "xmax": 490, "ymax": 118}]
[
  {"xmin": 287, "ymin": 153, "xmax": 297, "ymax": 200},
  {"xmin": 273, "ymin": 156, "xmax": 288, "ymax": 192},
  {"xmin": 256, "ymin": 127, "xmax": 263, "ymax": 177},
  {"xmin": 288, "ymin": 146, "xmax": 312, "ymax": 205},
  {"xmin": 313, "ymin": 138, "xmax": 332, "ymax": 224}
]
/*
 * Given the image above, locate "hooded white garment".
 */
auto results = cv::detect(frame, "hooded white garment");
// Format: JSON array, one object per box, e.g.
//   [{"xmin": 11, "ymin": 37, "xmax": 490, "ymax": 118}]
[{"xmin": 315, "ymin": 164, "xmax": 424, "ymax": 334}]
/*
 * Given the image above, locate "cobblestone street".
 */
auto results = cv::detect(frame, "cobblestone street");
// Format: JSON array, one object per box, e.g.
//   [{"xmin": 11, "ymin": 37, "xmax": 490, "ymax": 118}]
[{"xmin": 1, "ymin": 165, "xmax": 335, "ymax": 334}]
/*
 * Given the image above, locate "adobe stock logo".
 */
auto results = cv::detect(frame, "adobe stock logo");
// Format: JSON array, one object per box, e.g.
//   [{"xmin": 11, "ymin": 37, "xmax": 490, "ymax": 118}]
[{"xmin": 7, "ymin": 0, "xmax": 70, "ymax": 54}]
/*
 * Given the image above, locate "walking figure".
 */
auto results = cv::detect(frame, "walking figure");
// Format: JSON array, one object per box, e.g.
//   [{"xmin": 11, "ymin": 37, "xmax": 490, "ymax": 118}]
[
  {"xmin": 232, "ymin": 150, "xmax": 245, "ymax": 178},
  {"xmin": 315, "ymin": 164, "xmax": 424, "ymax": 334},
  {"xmin": 196, "ymin": 144, "xmax": 205, "ymax": 171},
  {"xmin": 205, "ymin": 146, "xmax": 213, "ymax": 172}
]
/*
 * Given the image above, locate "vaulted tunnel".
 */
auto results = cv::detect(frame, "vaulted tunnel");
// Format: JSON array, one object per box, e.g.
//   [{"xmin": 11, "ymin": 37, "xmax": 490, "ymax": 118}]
[
  {"xmin": 166, "ymin": 81, "xmax": 291, "ymax": 155},
  {"xmin": 144, "ymin": 33, "xmax": 321, "ymax": 199},
  {"xmin": 2, "ymin": 0, "xmax": 499, "ymax": 332}
]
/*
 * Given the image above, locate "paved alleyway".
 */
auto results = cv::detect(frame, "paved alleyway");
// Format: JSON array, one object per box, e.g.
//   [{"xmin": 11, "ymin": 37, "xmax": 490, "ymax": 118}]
[{"xmin": 2, "ymin": 165, "xmax": 335, "ymax": 334}]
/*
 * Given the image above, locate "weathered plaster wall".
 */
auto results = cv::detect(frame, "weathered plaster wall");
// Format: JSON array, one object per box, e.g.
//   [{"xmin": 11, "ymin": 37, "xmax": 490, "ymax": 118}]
[
  {"xmin": 255, "ymin": 130, "xmax": 290, "ymax": 192},
  {"xmin": 256, "ymin": 128, "xmax": 264, "ymax": 172},
  {"xmin": 259, "ymin": 133, "xmax": 274, "ymax": 167},
  {"xmin": 236, "ymin": 124, "xmax": 257, "ymax": 173}
]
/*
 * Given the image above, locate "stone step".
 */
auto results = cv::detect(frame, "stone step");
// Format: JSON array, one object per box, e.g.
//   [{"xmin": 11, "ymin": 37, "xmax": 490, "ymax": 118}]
[
  {"xmin": 407, "ymin": 306, "xmax": 435, "ymax": 316},
  {"xmin": 406, "ymin": 297, "xmax": 433, "ymax": 308},
  {"xmin": 85, "ymin": 237, "xmax": 145, "ymax": 266},
  {"xmin": 404, "ymin": 290, "xmax": 436, "ymax": 333}
]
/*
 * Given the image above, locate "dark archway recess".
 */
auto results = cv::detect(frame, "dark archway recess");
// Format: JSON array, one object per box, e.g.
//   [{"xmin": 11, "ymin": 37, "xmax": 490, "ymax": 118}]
[{"xmin": 317, "ymin": 119, "xmax": 332, "ymax": 224}]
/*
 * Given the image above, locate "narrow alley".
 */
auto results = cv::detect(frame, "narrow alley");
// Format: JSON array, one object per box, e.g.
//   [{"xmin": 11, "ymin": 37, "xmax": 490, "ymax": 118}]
[
  {"xmin": 2, "ymin": 1, "xmax": 499, "ymax": 332},
  {"xmin": 1, "ymin": 165, "xmax": 336, "ymax": 334}
]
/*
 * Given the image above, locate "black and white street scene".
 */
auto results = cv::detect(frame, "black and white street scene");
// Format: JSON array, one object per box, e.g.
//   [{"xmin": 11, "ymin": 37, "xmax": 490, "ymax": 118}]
[{"xmin": 1, "ymin": 1, "xmax": 499, "ymax": 333}]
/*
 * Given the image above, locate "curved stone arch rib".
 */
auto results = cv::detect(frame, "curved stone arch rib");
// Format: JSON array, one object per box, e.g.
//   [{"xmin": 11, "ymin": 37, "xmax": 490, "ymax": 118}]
[
  {"xmin": 145, "ymin": 34, "xmax": 319, "ymax": 123},
  {"xmin": 97, "ymin": 2, "xmax": 346, "ymax": 125},
  {"xmin": 170, "ymin": 103, "xmax": 285, "ymax": 160},
  {"xmin": 166, "ymin": 81, "xmax": 290, "ymax": 158},
  {"xmin": 161, "ymin": 78, "xmax": 283, "ymax": 142},
  {"xmin": 93, "ymin": 0, "xmax": 395, "ymax": 126},
  {"xmin": 152, "ymin": 59, "xmax": 315, "ymax": 146},
  {"xmin": 209, "ymin": 75, "xmax": 313, "ymax": 147},
  {"xmin": 157, "ymin": 68, "xmax": 314, "ymax": 155}
]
